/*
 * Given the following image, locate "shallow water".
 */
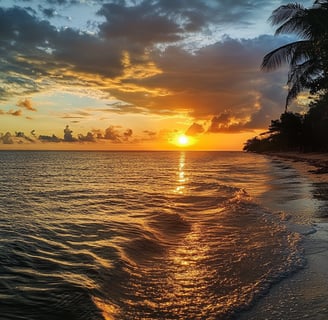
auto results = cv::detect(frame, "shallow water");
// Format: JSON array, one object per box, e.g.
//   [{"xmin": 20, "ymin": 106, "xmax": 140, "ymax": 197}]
[{"xmin": 0, "ymin": 151, "xmax": 319, "ymax": 319}]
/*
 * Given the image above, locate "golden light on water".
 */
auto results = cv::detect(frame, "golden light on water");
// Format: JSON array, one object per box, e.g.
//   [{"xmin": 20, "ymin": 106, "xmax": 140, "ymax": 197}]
[
  {"xmin": 92, "ymin": 297, "xmax": 119, "ymax": 320},
  {"xmin": 175, "ymin": 152, "xmax": 187, "ymax": 194}
]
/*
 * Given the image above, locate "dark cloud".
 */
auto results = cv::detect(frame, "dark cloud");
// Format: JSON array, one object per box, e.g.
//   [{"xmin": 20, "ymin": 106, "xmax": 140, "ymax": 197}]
[
  {"xmin": 46, "ymin": 0, "xmax": 68, "ymax": 5},
  {"xmin": 185, "ymin": 123, "xmax": 204, "ymax": 136},
  {"xmin": 98, "ymin": 2, "xmax": 183, "ymax": 45},
  {"xmin": 123, "ymin": 128, "xmax": 133, "ymax": 141},
  {"xmin": 104, "ymin": 125, "xmax": 121, "ymax": 142},
  {"xmin": 78, "ymin": 132, "xmax": 96, "ymax": 142},
  {"xmin": 0, "ymin": 1, "xmax": 310, "ymax": 134},
  {"xmin": 0, "ymin": 7, "xmax": 55, "ymax": 44},
  {"xmin": 0, "ymin": 132, "xmax": 14, "ymax": 144},
  {"xmin": 89, "ymin": 125, "xmax": 135, "ymax": 143},
  {"xmin": 15, "ymin": 131, "xmax": 35, "ymax": 142},
  {"xmin": 91, "ymin": 129, "xmax": 104, "ymax": 140},
  {"xmin": 63, "ymin": 125, "xmax": 77, "ymax": 142},
  {"xmin": 0, "ymin": 6, "xmax": 124, "ymax": 101},
  {"xmin": 52, "ymin": 28, "xmax": 123, "ymax": 78},
  {"xmin": 41, "ymin": 7, "xmax": 57, "ymax": 18},
  {"xmin": 39, "ymin": 134, "xmax": 61, "ymax": 142},
  {"xmin": 1, "ymin": 124, "xmax": 136, "ymax": 145},
  {"xmin": 207, "ymin": 111, "xmax": 248, "ymax": 133},
  {"xmin": 96, "ymin": 0, "xmax": 280, "ymax": 42},
  {"xmin": 107, "ymin": 35, "xmax": 291, "ymax": 130}
]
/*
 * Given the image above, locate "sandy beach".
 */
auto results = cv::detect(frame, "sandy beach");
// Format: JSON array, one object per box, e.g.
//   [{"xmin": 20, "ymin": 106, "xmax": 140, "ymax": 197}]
[{"xmin": 239, "ymin": 152, "xmax": 328, "ymax": 320}]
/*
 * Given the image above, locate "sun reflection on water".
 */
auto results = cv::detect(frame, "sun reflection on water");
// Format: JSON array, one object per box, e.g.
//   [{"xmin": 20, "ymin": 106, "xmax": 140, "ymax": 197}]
[
  {"xmin": 175, "ymin": 152, "xmax": 187, "ymax": 194},
  {"xmin": 92, "ymin": 296, "xmax": 119, "ymax": 320}
]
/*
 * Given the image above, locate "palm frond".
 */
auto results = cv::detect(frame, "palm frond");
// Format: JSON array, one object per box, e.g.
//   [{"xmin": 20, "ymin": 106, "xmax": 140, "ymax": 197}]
[
  {"xmin": 275, "ymin": 7, "xmax": 328, "ymax": 38},
  {"xmin": 289, "ymin": 41, "xmax": 315, "ymax": 66},
  {"xmin": 269, "ymin": 3, "xmax": 305, "ymax": 26},
  {"xmin": 264, "ymin": 1, "xmax": 328, "ymax": 109},
  {"xmin": 314, "ymin": 0, "xmax": 328, "ymax": 6},
  {"xmin": 275, "ymin": 16, "xmax": 311, "ymax": 38},
  {"xmin": 288, "ymin": 59, "xmax": 320, "ymax": 86},
  {"xmin": 261, "ymin": 40, "xmax": 310, "ymax": 71},
  {"xmin": 286, "ymin": 60, "xmax": 323, "ymax": 107}
]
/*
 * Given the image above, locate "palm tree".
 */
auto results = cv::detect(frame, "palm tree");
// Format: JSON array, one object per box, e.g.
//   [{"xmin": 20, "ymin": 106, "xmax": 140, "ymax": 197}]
[{"xmin": 262, "ymin": 1, "xmax": 328, "ymax": 111}]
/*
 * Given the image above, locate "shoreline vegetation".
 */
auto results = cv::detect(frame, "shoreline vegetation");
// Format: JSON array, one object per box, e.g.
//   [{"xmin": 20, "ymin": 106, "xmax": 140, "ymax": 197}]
[{"xmin": 244, "ymin": 1, "xmax": 328, "ymax": 156}]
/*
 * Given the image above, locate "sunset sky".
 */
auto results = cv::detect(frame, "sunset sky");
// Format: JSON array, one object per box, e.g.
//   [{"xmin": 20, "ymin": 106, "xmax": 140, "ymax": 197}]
[{"xmin": 0, "ymin": 0, "xmax": 312, "ymax": 150}]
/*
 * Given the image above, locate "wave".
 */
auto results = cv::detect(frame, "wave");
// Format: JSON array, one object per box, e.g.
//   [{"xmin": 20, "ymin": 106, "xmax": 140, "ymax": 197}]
[{"xmin": 0, "ymin": 151, "xmax": 308, "ymax": 320}]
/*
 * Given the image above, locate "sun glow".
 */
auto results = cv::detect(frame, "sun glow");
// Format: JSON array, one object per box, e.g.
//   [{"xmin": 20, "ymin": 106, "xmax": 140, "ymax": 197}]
[
  {"xmin": 172, "ymin": 134, "xmax": 195, "ymax": 148},
  {"xmin": 178, "ymin": 135, "xmax": 189, "ymax": 146}
]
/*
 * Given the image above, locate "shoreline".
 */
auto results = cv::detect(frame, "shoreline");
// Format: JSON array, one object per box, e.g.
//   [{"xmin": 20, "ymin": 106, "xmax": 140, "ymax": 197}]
[
  {"xmin": 239, "ymin": 152, "xmax": 328, "ymax": 319},
  {"xmin": 261, "ymin": 151, "xmax": 328, "ymax": 175}
]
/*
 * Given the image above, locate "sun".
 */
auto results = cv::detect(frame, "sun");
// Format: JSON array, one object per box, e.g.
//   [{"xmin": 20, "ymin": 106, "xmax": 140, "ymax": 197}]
[
  {"xmin": 170, "ymin": 133, "xmax": 196, "ymax": 148},
  {"xmin": 178, "ymin": 135, "xmax": 189, "ymax": 146},
  {"xmin": 173, "ymin": 134, "xmax": 195, "ymax": 148}
]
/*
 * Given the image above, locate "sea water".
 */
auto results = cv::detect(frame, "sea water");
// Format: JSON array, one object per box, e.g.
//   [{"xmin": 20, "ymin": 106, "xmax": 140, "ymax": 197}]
[{"xmin": 0, "ymin": 151, "xmax": 319, "ymax": 319}]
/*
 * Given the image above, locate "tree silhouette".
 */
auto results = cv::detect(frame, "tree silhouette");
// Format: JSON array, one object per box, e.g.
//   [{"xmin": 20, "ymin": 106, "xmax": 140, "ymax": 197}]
[
  {"xmin": 245, "ymin": 1, "xmax": 328, "ymax": 153},
  {"xmin": 262, "ymin": 1, "xmax": 328, "ymax": 110},
  {"xmin": 244, "ymin": 94, "xmax": 328, "ymax": 153}
]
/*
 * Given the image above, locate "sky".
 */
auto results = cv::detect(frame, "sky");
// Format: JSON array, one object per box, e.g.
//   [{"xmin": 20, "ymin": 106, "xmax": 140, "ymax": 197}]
[{"xmin": 0, "ymin": 0, "xmax": 313, "ymax": 150}]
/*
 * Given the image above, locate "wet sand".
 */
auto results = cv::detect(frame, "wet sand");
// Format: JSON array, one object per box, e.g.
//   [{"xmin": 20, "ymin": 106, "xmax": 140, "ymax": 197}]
[
  {"xmin": 264, "ymin": 152, "xmax": 328, "ymax": 177},
  {"xmin": 239, "ymin": 152, "xmax": 328, "ymax": 320}
]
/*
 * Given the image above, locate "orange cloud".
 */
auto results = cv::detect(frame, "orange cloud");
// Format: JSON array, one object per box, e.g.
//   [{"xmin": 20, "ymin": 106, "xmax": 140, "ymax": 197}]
[
  {"xmin": 17, "ymin": 99, "xmax": 37, "ymax": 111},
  {"xmin": 8, "ymin": 109, "xmax": 22, "ymax": 116}
]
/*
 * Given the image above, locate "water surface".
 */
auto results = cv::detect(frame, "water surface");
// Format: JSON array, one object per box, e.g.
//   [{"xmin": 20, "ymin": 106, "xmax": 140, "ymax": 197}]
[{"xmin": 0, "ymin": 151, "xmax": 315, "ymax": 319}]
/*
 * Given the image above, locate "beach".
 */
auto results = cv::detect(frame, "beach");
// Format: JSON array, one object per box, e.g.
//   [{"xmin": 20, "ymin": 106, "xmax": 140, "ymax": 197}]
[{"xmin": 240, "ymin": 152, "xmax": 328, "ymax": 320}]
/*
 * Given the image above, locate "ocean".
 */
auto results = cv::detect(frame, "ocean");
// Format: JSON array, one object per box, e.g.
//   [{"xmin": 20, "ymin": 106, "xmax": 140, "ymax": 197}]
[{"xmin": 0, "ymin": 150, "xmax": 320, "ymax": 320}]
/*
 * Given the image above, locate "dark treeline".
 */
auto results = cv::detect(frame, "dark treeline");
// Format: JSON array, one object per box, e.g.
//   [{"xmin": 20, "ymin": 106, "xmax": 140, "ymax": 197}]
[
  {"xmin": 244, "ymin": 0, "xmax": 328, "ymax": 153},
  {"xmin": 244, "ymin": 94, "xmax": 328, "ymax": 152}
]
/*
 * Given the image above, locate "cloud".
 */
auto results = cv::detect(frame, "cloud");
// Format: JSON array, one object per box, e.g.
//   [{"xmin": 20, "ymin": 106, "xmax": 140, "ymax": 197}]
[
  {"xmin": 98, "ymin": 2, "xmax": 183, "ymax": 46},
  {"xmin": 17, "ymin": 98, "xmax": 37, "ymax": 111},
  {"xmin": 1, "ymin": 124, "xmax": 137, "ymax": 146},
  {"xmin": 0, "ymin": 1, "xmax": 305, "ymax": 134},
  {"xmin": 8, "ymin": 110, "xmax": 23, "ymax": 116},
  {"xmin": 40, "ymin": 7, "xmax": 57, "ymax": 18},
  {"xmin": 0, "ymin": 132, "xmax": 14, "ymax": 144},
  {"xmin": 15, "ymin": 131, "xmax": 35, "ymax": 142},
  {"xmin": 60, "ymin": 110, "xmax": 92, "ymax": 119},
  {"xmin": 123, "ymin": 128, "xmax": 133, "ymax": 141},
  {"xmin": 90, "ymin": 125, "xmax": 135, "ymax": 143},
  {"xmin": 0, "ymin": 130, "xmax": 36, "ymax": 144},
  {"xmin": 143, "ymin": 130, "xmax": 156, "ymax": 137},
  {"xmin": 39, "ymin": 134, "xmax": 61, "ymax": 142},
  {"xmin": 207, "ymin": 111, "xmax": 250, "ymax": 133},
  {"xmin": 185, "ymin": 123, "xmax": 204, "ymax": 136},
  {"xmin": 63, "ymin": 125, "xmax": 77, "ymax": 142},
  {"xmin": 78, "ymin": 132, "xmax": 96, "ymax": 142},
  {"xmin": 104, "ymin": 125, "xmax": 121, "ymax": 143},
  {"xmin": 106, "ymin": 35, "xmax": 291, "ymax": 131}
]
